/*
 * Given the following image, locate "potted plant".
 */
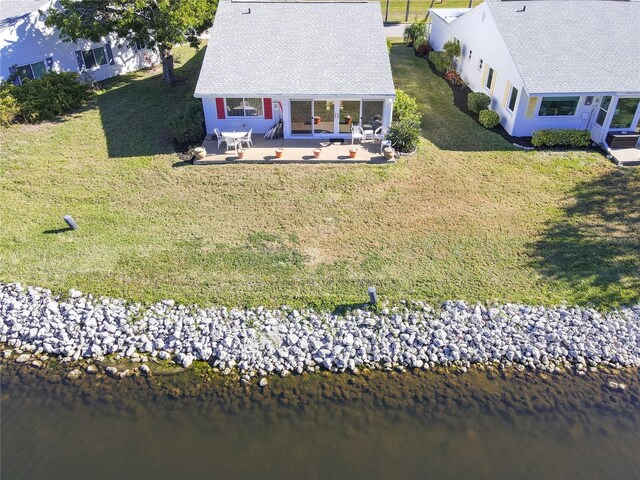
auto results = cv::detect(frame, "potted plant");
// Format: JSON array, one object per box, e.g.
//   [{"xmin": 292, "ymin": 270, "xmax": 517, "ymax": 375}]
[
  {"xmin": 345, "ymin": 115, "xmax": 352, "ymax": 125},
  {"xmin": 192, "ymin": 147, "xmax": 207, "ymax": 160},
  {"xmin": 275, "ymin": 148, "xmax": 283, "ymax": 159},
  {"xmin": 314, "ymin": 115, "xmax": 321, "ymax": 125},
  {"xmin": 313, "ymin": 148, "xmax": 321, "ymax": 158},
  {"xmin": 383, "ymin": 146, "xmax": 395, "ymax": 160},
  {"xmin": 237, "ymin": 148, "xmax": 245, "ymax": 159},
  {"xmin": 349, "ymin": 147, "xmax": 357, "ymax": 159}
]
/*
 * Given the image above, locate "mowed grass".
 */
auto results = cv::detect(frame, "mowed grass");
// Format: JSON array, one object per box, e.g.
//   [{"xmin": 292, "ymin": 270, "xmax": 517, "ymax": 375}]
[
  {"xmin": 0, "ymin": 43, "xmax": 638, "ymax": 309},
  {"xmin": 382, "ymin": 0, "xmax": 477, "ymax": 23}
]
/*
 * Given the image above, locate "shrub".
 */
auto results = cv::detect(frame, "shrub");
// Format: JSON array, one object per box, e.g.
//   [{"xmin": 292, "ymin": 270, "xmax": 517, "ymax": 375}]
[
  {"xmin": 478, "ymin": 110, "xmax": 500, "ymax": 129},
  {"xmin": 467, "ymin": 92, "xmax": 491, "ymax": 113},
  {"xmin": 403, "ymin": 22, "xmax": 427, "ymax": 45},
  {"xmin": 444, "ymin": 70, "xmax": 464, "ymax": 86},
  {"xmin": 386, "ymin": 38, "xmax": 392, "ymax": 54},
  {"xmin": 10, "ymin": 72, "xmax": 93, "ymax": 123},
  {"xmin": 428, "ymin": 51, "xmax": 448, "ymax": 73},
  {"xmin": 387, "ymin": 118, "xmax": 421, "ymax": 153},
  {"xmin": 413, "ymin": 37, "xmax": 432, "ymax": 57},
  {"xmin": 531, "ymin": 129, "xmax": 591, "ymax": 148},
  {"xmin": 0, "ymin": 86, "xmax": 18, "ymax": 127},
  {"xmin": 392, "ymin": 89, "xmax": 423, "ymax": 124},
  {"xmin": 171, "ymin": 97, "xmax": 205, "ymax": 147},
  {"xmin": 442, "ymin": 39, "xmax": 461, "ymax": 71}
]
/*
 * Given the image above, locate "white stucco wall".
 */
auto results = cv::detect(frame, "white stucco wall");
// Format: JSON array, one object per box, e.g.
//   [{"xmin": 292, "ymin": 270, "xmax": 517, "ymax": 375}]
[
  {"xmin": 429, "ymin": 4, "xmax": 640, "ymax": 139},
  {"xmin": 202, "ymin": 96, "xmax": 394, "ymax": 140},
  {"xmin": 0, "ymin": 9, "xmax": 159, "ymax": 83}
]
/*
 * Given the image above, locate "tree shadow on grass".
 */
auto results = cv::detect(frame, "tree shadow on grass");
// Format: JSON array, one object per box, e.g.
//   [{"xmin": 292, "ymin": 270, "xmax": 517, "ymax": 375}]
[
  {"xmin": 530, "ymin": 169, "xmax": 640, "ymax": 306},
  {"xmin": 97, "ymin": 48, "xmax": 206, "ymax": 158}
]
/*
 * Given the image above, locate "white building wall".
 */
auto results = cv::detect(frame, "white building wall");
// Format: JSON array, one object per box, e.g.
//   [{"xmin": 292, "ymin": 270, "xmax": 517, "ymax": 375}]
[
  {"xmin": 202, "ymin": 96, "xmax": 393, "ymax": 140},
  {"xmin": 201, "ymin": 97, "xmax": 279, "ymax": 136},
  {"xmin": 430, "ymin": 4, "xmax": 527, "ymax": 136},
  {"xmin": 428, "ymin": 4, "xmax": 640, "ymax": 139},
  {"xmin": 0, "ymin": 9, "xmax": 158, "ymax": 83}
]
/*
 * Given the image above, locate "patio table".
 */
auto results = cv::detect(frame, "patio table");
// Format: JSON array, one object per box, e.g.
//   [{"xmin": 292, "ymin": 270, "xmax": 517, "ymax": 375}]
[{"xmin": 221, "ymin": 131, "xmax": 248, "ymax": 151}]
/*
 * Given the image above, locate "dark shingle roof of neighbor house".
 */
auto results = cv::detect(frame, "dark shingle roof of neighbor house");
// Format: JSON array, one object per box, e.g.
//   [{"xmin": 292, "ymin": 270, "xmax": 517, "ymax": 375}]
[
  {"xmin": 485, "ymin": 0, "xmax": 640, "ymax": 94},
  {"xmin": 194, "ymin": 0, "xmax": 395, "ymax": 97},
  {"xmin": 0, "ymin": 0, "xmax": 51, "ymax": 28}
]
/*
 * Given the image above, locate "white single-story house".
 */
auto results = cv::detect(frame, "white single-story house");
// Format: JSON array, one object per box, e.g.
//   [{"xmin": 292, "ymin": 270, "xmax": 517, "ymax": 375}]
[
  {"xmin": 0, "ymin": 0, "xmax": 159, "ymax": 85},
  {"xmin": 194, "ymin": 0, "xmax": 395, "ymax": 140},
  {"xmin": 429, "ymin": 0, "xmax": 640, "ymax": 149}
]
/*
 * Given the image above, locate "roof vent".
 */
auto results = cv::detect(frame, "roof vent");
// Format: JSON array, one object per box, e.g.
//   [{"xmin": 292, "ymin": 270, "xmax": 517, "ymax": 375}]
[
  {"xmin": 243, "ymin": 7, "xmax": 251, "ymax": 14},
  {"xmin": 516, "ymin": 5, "xmax": 526, "ymax": 12}
]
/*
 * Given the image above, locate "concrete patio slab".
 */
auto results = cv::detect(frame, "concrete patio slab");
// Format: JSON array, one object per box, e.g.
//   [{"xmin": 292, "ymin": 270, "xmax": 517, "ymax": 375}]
[{"xmin": 195, "ymin": 136, "xmax": 396, "ymax": 165}]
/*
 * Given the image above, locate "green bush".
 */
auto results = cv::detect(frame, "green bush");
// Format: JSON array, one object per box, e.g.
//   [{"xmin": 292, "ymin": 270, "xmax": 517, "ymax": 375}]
[
  {"xmin": 0, "ymin": 86, "xmax": 18, "ymax": 127},
  {"xmin": 467, "ymin": 92, "xmax": 491, "ymax": 114},
  {"xmin": 413, "ymin": 37, "xmax": 427, "ymax": 56},
  {"xmin": 442, "ymin": 39, "xmax": 461, "ymax": 71},
  {"xmin": 10, "ymin": 72, "xmax": 93, "ymax": 123},
  {"xmin": 428, "ymin": 51, "xmax": 448, "ymax": 73},
  {"xmin": 403, "ymin": 22, "xmax": 426, "ymax": 44},
  {"xmin": 386, "ymin": 38, "xmax": 392, "ymax": 54},
  {"xmin": 171, "ymin": 97, "xmax": 205, "ymax": 147},
  {"xmin": 531, "ymin": 129, "xmax": 591, "ymax": 148},
  {"xmin": 478, "ymin": 110, "xmax": 500, "ymax": 129},
  {"xmin": 387, "ymin": 118, "xmax": 421, "ymax": 153},
  {"xmin": 392, "ymin": 89, "xmax": 423, "ymax": 124}
]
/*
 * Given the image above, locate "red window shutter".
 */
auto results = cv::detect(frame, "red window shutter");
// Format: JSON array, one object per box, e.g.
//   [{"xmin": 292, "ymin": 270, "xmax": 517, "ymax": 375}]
[
  {"xmin": 264, "ymin": 98, "xmax": 273, "ymax": 120},
  {"xmin": 215, "ymin": 98, "xmax": 226, "ymax": 119}
]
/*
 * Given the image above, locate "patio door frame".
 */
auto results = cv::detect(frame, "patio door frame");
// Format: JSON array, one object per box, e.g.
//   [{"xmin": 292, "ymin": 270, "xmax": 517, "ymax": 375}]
[
  {"xmin": 289, "ymin": 98, "xmax": 363, "ymax": 138},
  {"xmin": 589, "ymin": 94, "xmax": 640, "ymax": 144}
]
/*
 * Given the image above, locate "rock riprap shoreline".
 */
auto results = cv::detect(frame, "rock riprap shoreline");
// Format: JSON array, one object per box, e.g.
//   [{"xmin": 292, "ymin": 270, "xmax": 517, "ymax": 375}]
[{"xmin": 1, "ymin": 283, "xmax": 639, "ymax": 375}]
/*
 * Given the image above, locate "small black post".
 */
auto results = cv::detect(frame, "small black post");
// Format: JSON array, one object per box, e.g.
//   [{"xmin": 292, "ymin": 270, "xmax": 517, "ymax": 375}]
[
  {"xmin": 63, "ymin": 215, "xmax": 79, "ymax": 230},
  {"xmin": 385, "ymin": 0, "xmax": 390, "ymax": 23},
  {"xmin": 405, "ymin": 0, "xmax": 411, "ymax": 23},
  {"xmin": 368, "ymin": 286, "xmax": 378, "ymax": 305}
]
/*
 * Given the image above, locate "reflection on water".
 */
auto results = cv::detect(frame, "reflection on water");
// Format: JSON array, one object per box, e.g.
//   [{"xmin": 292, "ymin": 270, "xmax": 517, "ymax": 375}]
[{"xmin": 1, "ymin": 367, "xmax": 639, "ymax": 480}]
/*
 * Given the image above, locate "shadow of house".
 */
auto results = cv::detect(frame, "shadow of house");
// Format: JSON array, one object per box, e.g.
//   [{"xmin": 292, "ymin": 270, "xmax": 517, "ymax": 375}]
[
  {"xmin": 97, "ymin": 47, "xmax": 206, "ymax": 158},
  {"xmin": 389, "ymin": 44, "xmax": 516, "ymax": 152},
  {"xmin": 530, "ymin": 169, "xmax": 640, "ymax": 306}
]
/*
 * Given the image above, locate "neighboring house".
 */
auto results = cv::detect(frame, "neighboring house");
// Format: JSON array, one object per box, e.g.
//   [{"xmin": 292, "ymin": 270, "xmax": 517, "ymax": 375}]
[
  {"xmin": 0, "ymin": 0, "xmax": 158, "ymax": 85},
  {"xmin": 195, "ymin": 0, "xmax": 395, "ymax": 140},
  {"xmin": 429, "ymin": 0, "xmax": 640, "ymax": 148}
]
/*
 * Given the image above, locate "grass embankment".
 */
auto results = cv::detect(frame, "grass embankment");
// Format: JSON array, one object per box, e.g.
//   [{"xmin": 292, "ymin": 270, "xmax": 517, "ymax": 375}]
[{"xmin": 1, "ymin": 42, "xmax": 638, "ymax": 309}]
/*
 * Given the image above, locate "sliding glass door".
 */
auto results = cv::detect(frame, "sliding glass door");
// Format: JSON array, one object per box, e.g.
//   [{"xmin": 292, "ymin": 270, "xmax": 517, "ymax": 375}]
[
  {"xmin": 313, "ymin": 100, "xmax": 335, "ymax": 134},
  {"xmin": 290, "ymin": 99, "xmax": 385, "ymax": 136},
  {"xmin": 290, "ymin": 100, "xmax": 312, "ymax": 135}
]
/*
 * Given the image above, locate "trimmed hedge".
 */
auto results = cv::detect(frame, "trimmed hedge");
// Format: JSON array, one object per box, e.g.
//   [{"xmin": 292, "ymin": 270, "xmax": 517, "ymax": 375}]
[
  {"xmin": 478, "ymin": 110, "xmax": 500, "ymax": 129},
  {"xmin": 428, "ymin": 51, "xmax": 448, "ymax": 73},
  {"xmin": 392, "ymin": 89, "xmax": 423, "ymax": 124},
  {"xmin": 10, "ymin": 72, "xmax": 93, "ymax": 123},
  {"xmin": 0, "ymin": 88, "xmax": 18, "ymax": 127},
  {"xmin": 171, "ymin": 96, "xmax": 205, "ymax": 147},
  {"xmin": 532, "ymin": 129, "xmax": 591, "ymax": 148},
  {"xmin": 467, "ymin": 92, "xmax": 491, "ymax": 113}
]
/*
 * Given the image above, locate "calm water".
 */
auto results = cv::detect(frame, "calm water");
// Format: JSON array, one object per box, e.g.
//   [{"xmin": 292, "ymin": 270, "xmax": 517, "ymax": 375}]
[{"xmin": 2, "ymin": 368, "xmax": 639, "ymax": 479}]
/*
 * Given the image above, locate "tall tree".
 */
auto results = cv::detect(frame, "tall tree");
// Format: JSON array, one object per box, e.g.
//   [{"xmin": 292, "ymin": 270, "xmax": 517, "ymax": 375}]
[{"xmin": 45, "ymin": 0, "xmax": 216, "ymax": 84}]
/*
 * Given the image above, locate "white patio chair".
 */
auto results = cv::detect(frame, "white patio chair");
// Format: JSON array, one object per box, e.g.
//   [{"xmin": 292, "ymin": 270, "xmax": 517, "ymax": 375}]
[
  {"xmin": 239, "ymin": 129, "xmax": 253, "ymax": 149},
  {"xmin": 374, "ymin": 126, "xmax": 388, "ymax": 142},
  {"xmin": 351, "ymin": 125, "xmax": 364, "ymax": 144},
  {"xmin": 222, "ymin": 135, "xmax": 239, "ymax": 151},
  {"xmin": 213, "ymin": 128, "xmax": 225, "ymax": 149}
]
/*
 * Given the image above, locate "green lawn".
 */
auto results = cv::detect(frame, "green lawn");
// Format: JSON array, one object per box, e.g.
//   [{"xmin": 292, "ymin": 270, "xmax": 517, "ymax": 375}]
[
  {"xmin": 0, "ymin": 43, "xmax": 638, "ymax": 309},
  {"xmin": 382, "ymin": 0, "xmax": 477, "ymax": 23}
]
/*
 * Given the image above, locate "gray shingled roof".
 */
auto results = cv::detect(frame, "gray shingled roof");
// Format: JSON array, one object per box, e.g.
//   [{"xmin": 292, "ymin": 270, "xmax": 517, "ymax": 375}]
[
  {"xmin": 486, "ymin": 0, "xmax": 640, "ymax": 94},
  {"xmin": 194, "ymin": 1, "xmax": 395, "ymax": 97},
  {"xmin": 0, "ymin": 0, "xmax": 51, "ymax": 28}
]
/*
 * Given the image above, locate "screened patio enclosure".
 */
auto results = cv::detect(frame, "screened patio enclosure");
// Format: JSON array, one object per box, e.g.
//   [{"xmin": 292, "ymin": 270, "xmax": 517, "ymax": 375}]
[{"xmin": 289, "ymin": 99, "xmax": 388, "ymax": 137}]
